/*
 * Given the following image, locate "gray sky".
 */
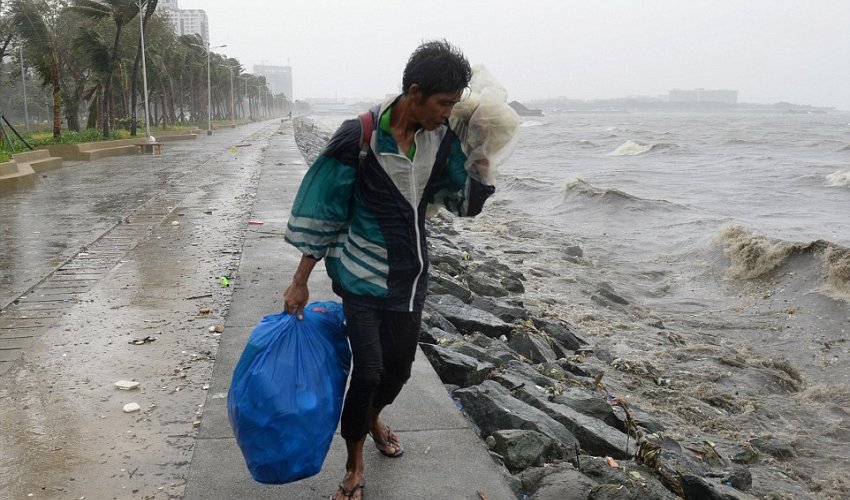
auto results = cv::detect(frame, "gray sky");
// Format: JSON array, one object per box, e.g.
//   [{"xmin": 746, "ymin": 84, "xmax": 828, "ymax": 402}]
[{"xmin": 181, "ymin": 0, "xmax": 850, "ymax": 110}]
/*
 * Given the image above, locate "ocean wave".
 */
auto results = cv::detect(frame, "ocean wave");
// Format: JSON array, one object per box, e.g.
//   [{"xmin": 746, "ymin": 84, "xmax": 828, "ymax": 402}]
[
  {"xmin": 520, "ymin": 120, "xmax": 545, "ymax": 128},
  {"xmin": 826, "ymin": 170, "xmax": 850, "ymax": 187},
  {"xmin": 609, "ymin": 139, "xmax": 677, "ymax": 156},
  {"xmin": 715, "ymin": 225, "xmax": 850, "ymax": 301},
  {"xmin": 561, "ymin": 178, "xmax": 680, "ymax": 212},
  {"xmin": 836, "ymin": 144, "xmax": 850, "ymax": 152},
  {"xmin": 500, "ymin": 174, "xmax": 553, "ymax": 194},
  {"xmin": 724, "ymin": 138, "xmax": 757, "ymax": 145}
]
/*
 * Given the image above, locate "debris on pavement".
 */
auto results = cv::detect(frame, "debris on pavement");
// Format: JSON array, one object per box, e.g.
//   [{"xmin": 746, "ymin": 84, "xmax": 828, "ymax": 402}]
[
  {"xmin": 114, "ymin": 380, "xmax": 140, "ymax": 391},
  {"xmin": 209, "ymin": 324, "xmax": 224, "ymax": 333},
  {"xmin": 247, "ymin": 220, "xmax": 264, "ymax": 225},
  {"xmin": 123, "ymin": 403, "xmax": 141, "ymax": 413},
  {"xmin": 171, "ymin": 221, "xmax": 180, "ymax": 226},
  {"xmin": 219, "ymin": 276, "xmax": 230, "ymax": 287},
  {"xmin": 128, "ymin": 336, "xmax": 156, "ymax": 345},
  {"xmin": 185, "ymin": 293, "xmax": 213, "ymax": 300}
]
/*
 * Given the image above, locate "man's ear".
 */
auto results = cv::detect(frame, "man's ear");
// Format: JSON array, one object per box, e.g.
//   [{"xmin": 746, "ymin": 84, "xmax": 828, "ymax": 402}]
[{"xmin": 407, "ymin": 83, "xmax": 428, "ymax": 104}]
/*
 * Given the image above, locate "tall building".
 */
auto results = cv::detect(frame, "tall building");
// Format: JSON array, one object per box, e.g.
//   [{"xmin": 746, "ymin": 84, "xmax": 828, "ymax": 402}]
[
  {"xmin": 254, "ymin": 64, "xmax": 293, "ymax": 101},
  {"xmin": 160, "ymin": 0, "xmax": 209, "ymax": 46}
]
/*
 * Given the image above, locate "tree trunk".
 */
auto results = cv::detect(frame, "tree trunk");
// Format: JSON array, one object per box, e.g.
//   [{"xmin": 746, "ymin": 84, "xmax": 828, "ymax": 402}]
[
  {"xmin": 86, "ymin": 93, "xmax": 98, "ymax": 129},
  {"xmin": 102, "ymin": 23, "xmax": 124, "ymax": 138},
  {"xmin": 158, "ymin": 71, "xmax": 168, "ymax": 128},
  {"xmin": 51, "ymin": 68, "xmax": 62, "ymax": 138}
]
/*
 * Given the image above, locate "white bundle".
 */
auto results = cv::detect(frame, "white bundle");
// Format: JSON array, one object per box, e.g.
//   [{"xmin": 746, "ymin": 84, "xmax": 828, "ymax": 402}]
[{"xmin": 450, "ymin": 65, "xmax": 521, "ymax": 186}]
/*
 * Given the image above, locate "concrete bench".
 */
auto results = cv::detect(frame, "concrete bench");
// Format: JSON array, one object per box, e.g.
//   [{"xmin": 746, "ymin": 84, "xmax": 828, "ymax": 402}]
[
  {"xmin": 46, "ymin": 139, "xmax": 140, "ymax": 161},
  {"xmin": 15, "ymin": 149, "xmax": 63, "ymax": 173},
  {"xmin": 82, "ymin": 144, "xmax": 139, "ymax": 161},
  {"xmin": 0, "ymin": 159, "xmax": 36, "ymax": 191},
  {"xmin": 136, "ymin": 142, "xmax": 163, "ymax": 155},
  {"xmin": 155, "ymin": 133, "xmax": 197, "ymax": 142}
]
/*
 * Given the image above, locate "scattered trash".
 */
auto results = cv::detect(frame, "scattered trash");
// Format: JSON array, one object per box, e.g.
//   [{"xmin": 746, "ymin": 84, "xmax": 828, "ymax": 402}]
[
  {"xmin": 185, "ymin": 293, "xmax": 213, "ymax": 300},
  {"xmin": 171, "ymin": 221, "xmax": 180, "ymax": 226},
  {"xmin": 656, "ymin": 377, "xmax": 671, "ymax": 386},
  {"xmin": 209, "ymin": 324, "xmax": 224, "ymax": 333},
  {"xmin": 220, "ymin": 276, "xmax": 230, "ymax": 287},
  {"xmin": 128, "ymin": 336, "xmax": 156, "ymax": 345},
  {"xmin": 605, "ymin": 456, "xmax": 619, "ymax": 468},
  {"xmin": 114, "ymin": 380, "xmax": 140, "ymax": 391},
  {"xmin": 123, "ymin": 402, "xmax": 141, "ymax": 413},
  {"xmin": 247, "ymin": 220, "xmax": 264, "ymax": 225},
  {"xmin": 476, "ymin": 490, "xmax": 489, "ymax": 500},
  {"xmin": 211, "ymin": 392, "xmax": 227, "ymax": 399},
  {"xmin": 199, "ymin": 307, "xmax": 211, "ymax": 314},
  {"xmin": 228, "ymin": 146, "xmax": 238, "ymax": 153}
]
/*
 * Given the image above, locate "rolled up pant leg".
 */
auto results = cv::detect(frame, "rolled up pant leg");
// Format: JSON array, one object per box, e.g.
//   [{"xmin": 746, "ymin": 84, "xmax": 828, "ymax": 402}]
[{"xmin": 339, "ymin": 302, "xmax": 421, "ymax": 441}]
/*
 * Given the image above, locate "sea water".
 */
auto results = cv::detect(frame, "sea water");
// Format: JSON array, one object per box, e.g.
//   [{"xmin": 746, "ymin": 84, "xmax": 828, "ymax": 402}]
[{"xmin": 308, "ymin": 110, "xmax": 850, "ymax": 497}]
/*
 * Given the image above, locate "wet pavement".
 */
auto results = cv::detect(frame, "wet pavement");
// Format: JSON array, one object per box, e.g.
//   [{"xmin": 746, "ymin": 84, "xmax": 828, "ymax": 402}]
[
  {"xmin": 0, "ymin": 121, "xmax": 517, "ymax": 499},
  {"xmin": 0, "ymin": 120, "xmax": 280, "ymax": 497}
]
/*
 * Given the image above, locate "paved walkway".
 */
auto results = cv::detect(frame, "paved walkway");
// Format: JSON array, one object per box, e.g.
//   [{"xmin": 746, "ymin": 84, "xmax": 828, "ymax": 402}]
[{"xmin": 183, "ymin": 122, "xmax": 517, "ymax": 500}]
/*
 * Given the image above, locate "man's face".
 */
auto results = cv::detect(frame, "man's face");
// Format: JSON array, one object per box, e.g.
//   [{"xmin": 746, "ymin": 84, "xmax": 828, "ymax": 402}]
[{"xmin": 410, "ymin": 87, "xmax": 463, "ymax": 131}]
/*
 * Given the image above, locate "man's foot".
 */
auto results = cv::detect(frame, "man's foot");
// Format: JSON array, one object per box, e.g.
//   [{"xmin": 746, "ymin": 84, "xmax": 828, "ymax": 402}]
[
  {"xmin": 369, "ymin": 422, "xmax": 404, "ymax": 458},
  {"xmin": 331, "ymin": 471, "xmax": 364, "ymax": 500}
]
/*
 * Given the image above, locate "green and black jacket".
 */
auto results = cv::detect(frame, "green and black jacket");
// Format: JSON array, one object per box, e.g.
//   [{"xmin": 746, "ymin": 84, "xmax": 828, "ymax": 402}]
[{"xmin": 285, "ymin": 96, "xmax": 495, "ymax": 312}]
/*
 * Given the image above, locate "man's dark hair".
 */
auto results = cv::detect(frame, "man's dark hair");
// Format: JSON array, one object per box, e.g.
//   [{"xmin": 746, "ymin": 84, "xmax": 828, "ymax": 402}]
[{"xmin": 402, "ymin": 39, "xmax": 472, "ymax": 97}]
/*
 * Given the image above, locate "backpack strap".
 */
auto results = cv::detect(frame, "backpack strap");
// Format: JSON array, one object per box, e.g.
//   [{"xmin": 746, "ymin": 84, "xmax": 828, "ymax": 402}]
[
  {"xmin": 357, "ymin": 106, "xmax": 380, "ymax": 168},
  {"xmin": 358, "ymin": 110, "xmax": 374, "ymax": 168}
]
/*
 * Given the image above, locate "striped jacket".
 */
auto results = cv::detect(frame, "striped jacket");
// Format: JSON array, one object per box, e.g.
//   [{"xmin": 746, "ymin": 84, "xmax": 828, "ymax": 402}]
[{"xmin": 285, "ymin": 97, "xmax": 494, "ymax": 312}]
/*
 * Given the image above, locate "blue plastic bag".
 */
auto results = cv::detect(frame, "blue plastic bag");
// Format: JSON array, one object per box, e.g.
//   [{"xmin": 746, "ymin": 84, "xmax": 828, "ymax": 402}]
[{"xmin": 227, "ymin": 301, "xmax": 351, "ymax": 484}]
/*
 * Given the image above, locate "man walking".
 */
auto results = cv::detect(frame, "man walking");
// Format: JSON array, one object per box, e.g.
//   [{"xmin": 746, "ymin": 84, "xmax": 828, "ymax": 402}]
[{"xmin": 283, "ymin": 40, "xmax": 493, "ymax": 500}]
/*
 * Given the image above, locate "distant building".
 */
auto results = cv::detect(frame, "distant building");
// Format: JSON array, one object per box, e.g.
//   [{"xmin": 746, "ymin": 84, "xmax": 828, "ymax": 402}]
[
  {"xmin": 668, "ymin": 88, "xmax": 737, "ymax": 104},
  {"xmin": 508, "ymin": 101, "xmax": 543, "ymax": 116},
  {"xmin": 253, "ymin": 64, "xmax": 293, "ymax": 101},
  {"xmin": 160, "ymin": 0, "xmax": 209, "ymax": 46}
]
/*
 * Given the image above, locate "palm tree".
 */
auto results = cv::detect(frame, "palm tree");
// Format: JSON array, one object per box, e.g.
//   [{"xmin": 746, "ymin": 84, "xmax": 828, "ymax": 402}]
[
  {"xmin": 71, "ymin": 0, "xmax": 139, "ymax": 138},
  {"xmin": 72, "ymin": 24, "xmax": 110, "ymax": 130},
  {"xmin": 9, "ymin": 0, "xmax": 65, "ymax": 138}
]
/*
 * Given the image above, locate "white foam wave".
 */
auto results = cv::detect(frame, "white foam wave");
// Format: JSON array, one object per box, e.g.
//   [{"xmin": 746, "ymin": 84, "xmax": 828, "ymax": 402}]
[
  {"xmin": 610, "ymin": 139, "xmax": 654, "ymax": 156},
  {"xmin": 520, "ymin": 120, "xmax": 544, "ymax": 128},
  {"xmin": 826, "ymin": 170, "xmax": 850, "ymax": 187}
]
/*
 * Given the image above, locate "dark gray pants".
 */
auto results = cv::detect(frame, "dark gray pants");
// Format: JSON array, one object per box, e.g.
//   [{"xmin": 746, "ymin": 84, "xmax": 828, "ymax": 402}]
[{"xmin": 339, "ymin": 301, "xmax": 421, "ymax": 441}]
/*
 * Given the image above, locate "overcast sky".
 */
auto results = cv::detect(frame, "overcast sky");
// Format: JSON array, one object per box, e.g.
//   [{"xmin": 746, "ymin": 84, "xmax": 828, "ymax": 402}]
[{"xmin": 180, "ymin": 0, "xmax": 850, "ymax": 110}]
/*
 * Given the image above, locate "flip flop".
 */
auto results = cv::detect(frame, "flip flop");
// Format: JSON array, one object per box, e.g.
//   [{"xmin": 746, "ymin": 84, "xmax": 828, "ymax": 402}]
[
  {"xmin": 370, "ymin": 425, "xmax": 404, "ymax": 458},
  {"xmin": 331, "ymin": 480, "xmax": 365, "ymax": 499}
]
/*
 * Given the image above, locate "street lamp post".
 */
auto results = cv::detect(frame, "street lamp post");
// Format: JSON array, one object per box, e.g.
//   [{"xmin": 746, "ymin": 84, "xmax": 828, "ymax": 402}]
[
  {"xmin": 137, "ymin": 0, "xmax": 151, "ymax": 141},
  {"xmin": 206, "ymin": 43, "xmax": 227, "ymax": 135},
  {"xmin": 20, "ymin": 46, "xmax": 29, "ymax": 131}
]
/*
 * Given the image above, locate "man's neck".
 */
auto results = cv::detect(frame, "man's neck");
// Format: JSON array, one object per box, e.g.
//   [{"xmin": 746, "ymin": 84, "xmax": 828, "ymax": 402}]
[{"xmin": 390, "ymin": 95, "xmax": 419, "ymax": 134}]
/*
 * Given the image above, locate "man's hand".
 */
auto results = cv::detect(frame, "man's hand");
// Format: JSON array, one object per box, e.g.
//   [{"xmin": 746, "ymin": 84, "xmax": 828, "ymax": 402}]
[
  {"xmin": 283, "ymin": 282, "xmax": 309, "ymax": 319},
  {"xmin": 283, "ymin": 254, "xmax": 319, "ymax": 320}
]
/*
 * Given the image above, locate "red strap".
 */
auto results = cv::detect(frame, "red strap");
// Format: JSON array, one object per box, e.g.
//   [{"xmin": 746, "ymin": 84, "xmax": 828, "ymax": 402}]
[{"xmin": 358, "ymin": 111, "xmax": 374, "ymax": 147}]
